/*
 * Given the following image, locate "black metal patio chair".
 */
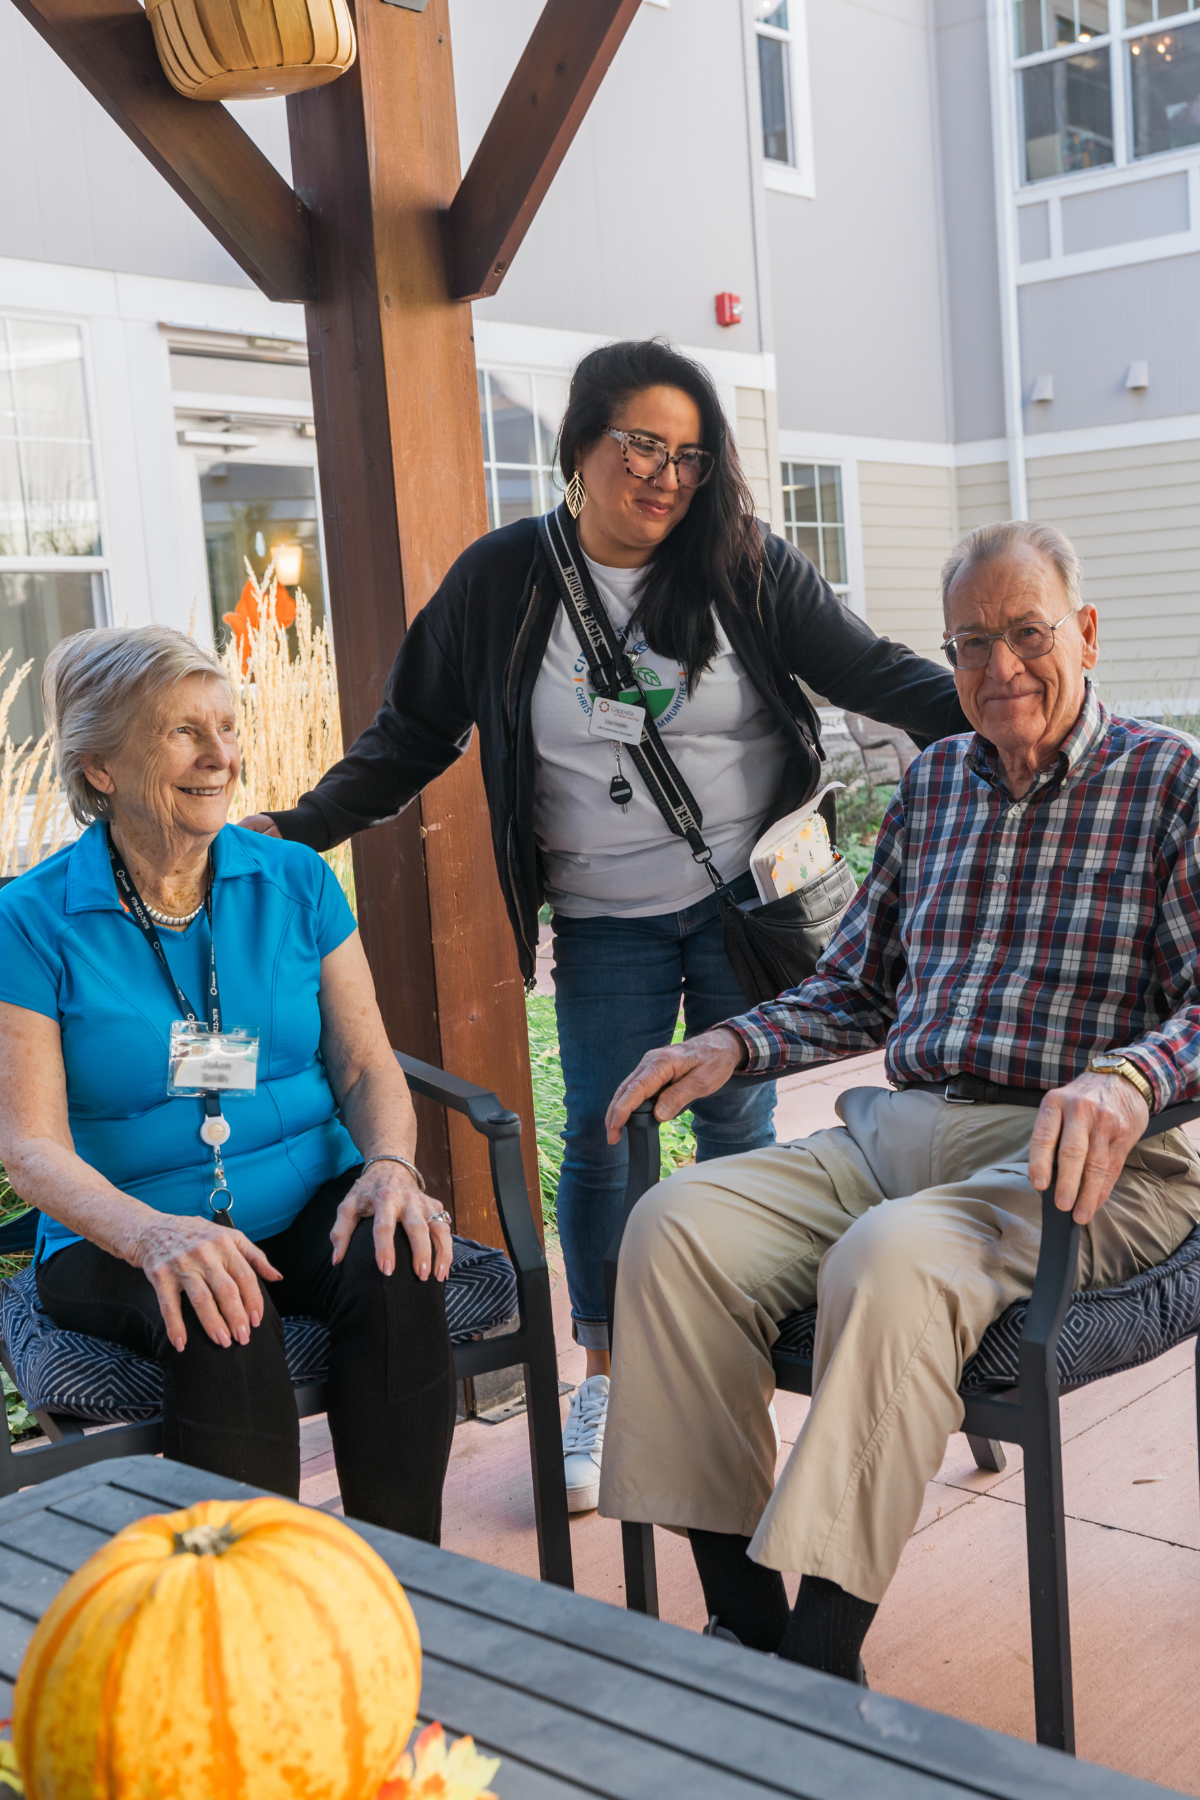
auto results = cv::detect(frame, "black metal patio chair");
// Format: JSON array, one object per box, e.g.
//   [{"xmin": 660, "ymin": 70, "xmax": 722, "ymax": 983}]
[
  {"xmin": 604, "ymin": 1093, "xmax": 1200, "ymax": 1753},
  {"xmin": 0, "ymin": 1051, "xmax": 574, "ymax": 1589}
]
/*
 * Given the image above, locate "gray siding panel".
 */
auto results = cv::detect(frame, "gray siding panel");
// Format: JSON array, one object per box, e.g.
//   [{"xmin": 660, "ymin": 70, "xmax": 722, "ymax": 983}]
[
  {"xmin": 0, "ymin": 6, "xmax": 256, "ymax": 286},
  {"xmin": 933, "ymin": 0, "xmax": 1006, "ymax": 445},
  {"xmin": 770, "ymin": 0, "xmax": 950, "ymax": 441},
  {"xmin": 1018, "ymin": 203, "xmax": 1051, "ymax": 264},
  {"xmin": 1020, "ymin": 254, "xmax": 1200, "ymax": 433},
  {"xmin": 1060, "ymin": 173, "xmax": 1189, "ymax": 255},
  {"xmin": 1026, "ymin": 440, "xmax": 1200, "ymax": 707},
  {"xmin": 455, "ymin": 0, "xmax": 763, "ymax": 352},
  {"xmin": 859, "ymin": 461, "xmax": 955, "ymax": 657}
]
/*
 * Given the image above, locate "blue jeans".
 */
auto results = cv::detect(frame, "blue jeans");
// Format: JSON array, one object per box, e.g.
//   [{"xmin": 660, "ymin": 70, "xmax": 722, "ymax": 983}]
[{"xmin": 551, "ymin": 871, "xmax": 776, "ymax": 1348}]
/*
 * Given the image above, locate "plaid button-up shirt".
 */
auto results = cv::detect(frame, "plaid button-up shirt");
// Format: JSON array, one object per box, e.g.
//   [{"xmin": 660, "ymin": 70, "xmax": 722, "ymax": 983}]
[{"xmin": 734, "ymin": 685, "xmax": 1200, "ymax": 1110}]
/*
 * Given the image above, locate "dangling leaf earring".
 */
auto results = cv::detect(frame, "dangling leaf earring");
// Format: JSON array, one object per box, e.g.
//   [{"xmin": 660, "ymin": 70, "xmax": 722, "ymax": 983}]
[{"xmin": 565, "ymin": 471, "xmax": 586, "ymax": 519}]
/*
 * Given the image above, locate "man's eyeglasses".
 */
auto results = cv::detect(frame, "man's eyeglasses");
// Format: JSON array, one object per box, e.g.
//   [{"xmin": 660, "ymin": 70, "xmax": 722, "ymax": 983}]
[
  {"xmin": 605, "ymin": 428, "xmax": 715, "ymax": 490},
  {"xmin": 942, "ymin": 611, "xmax": 1076, "ymax": 671}
]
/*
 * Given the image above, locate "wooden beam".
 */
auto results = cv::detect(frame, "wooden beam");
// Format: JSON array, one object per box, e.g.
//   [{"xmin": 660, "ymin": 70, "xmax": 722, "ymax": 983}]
[
  {"xmin": 443, "ymin": 0, "xmax": 641, "ymax": 302},
  {"xmin": 287, "ymin": 0, "xmax": 541, "ymax": 1245},
  {"xmin": 9, "ymin": 0, "xmax": 315, "ymax": 303}
]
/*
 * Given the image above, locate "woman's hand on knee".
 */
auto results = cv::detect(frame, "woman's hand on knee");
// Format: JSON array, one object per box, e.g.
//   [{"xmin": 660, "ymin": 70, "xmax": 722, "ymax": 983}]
[
  {"xmin": 606, "ymin": 1028, "xmax": 748, "ymax": 1143},
  {"xmin": 132, "ymin": 1216, "xmax": 281, "ymax": 1353},
  {"xmin": 330, "ymin": 1167, "xmax": 453, "ymax": 1283}
]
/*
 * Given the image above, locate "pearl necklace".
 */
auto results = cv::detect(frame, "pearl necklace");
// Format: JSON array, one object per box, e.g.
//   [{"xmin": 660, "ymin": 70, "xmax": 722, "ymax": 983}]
[{"xmin": 145, "ymin": 900, "xmax": 204, "ymax": 927}]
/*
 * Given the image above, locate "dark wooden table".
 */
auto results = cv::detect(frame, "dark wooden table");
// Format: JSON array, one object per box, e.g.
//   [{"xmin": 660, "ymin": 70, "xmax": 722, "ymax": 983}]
[{"xmin": 0, "ymin": 1456, "xmax": 1181, "ymax": 1799}]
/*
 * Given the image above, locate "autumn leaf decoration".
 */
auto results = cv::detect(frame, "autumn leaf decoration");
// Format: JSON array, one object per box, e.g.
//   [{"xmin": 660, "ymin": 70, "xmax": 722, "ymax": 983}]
[
  {"xmin": 378, "ymin": 1722, "xmax": 501, "ymax": 1799},
  {"xmin": 222, "ymin": 559, "xmax": 297, "ymax": 673}
]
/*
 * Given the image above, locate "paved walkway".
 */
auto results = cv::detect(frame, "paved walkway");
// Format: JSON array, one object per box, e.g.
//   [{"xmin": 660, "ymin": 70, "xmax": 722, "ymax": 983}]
[{"xmin": 301, "ymin": 1051, "xmax": 1200, "ymax": 1793}]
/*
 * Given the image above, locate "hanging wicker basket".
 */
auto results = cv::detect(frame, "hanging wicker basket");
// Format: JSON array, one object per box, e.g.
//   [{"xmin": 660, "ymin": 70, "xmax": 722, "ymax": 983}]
[{"xmin": 146, "ymin": 0, "xmax": 356, "ymax": 101}]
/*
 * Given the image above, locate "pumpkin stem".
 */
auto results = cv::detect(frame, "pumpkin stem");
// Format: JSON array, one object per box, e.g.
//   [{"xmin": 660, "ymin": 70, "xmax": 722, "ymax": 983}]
[{"xmin": 173, "ymin": 1523, "xmax": 238, "ymax": 1558}]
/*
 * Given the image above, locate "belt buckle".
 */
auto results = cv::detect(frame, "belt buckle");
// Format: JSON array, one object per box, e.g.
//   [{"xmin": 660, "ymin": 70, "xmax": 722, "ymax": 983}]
[{"xmin": 943, "ymin": 1078, "xmax": 976, "ymax": 1105}]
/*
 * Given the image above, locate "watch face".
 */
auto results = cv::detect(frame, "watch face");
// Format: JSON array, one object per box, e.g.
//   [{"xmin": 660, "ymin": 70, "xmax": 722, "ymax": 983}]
[{"xmin": 1091, "ymin": 1054, "xmax": 1123, "ymax": 1071}]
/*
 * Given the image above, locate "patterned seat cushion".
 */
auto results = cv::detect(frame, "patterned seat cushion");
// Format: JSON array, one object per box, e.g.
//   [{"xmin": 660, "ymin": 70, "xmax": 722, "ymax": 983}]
[
  {"xmin": 772, "ymin": 1221, "xmax": 1200, "ymax": 1396},
  {"xmin": 0, "ymin": 1234, "xmax": 517, "ymax": 1424}
]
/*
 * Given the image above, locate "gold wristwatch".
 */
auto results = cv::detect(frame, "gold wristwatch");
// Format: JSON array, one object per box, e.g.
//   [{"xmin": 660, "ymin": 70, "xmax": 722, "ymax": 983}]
[{"xmin": 1088, "ymin": 1052, "xmax": 1154, "ymax": 1108}]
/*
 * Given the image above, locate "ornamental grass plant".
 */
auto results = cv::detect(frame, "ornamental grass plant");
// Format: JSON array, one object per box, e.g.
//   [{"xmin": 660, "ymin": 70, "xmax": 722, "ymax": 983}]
[{"xmin": 219, "ymin": 561, "xmax": 355, "ymax": 911}]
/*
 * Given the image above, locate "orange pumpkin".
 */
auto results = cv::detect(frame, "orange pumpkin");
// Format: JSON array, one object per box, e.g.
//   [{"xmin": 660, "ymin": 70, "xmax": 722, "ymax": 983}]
[{"xmin": 13, "ymin": 1497, "xmax": 421, "ymax": 1800}]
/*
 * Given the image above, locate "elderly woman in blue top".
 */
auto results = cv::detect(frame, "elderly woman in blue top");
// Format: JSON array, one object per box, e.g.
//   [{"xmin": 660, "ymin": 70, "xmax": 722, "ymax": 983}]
[{"xmin": 0, "ymin": 625, "xmax": 455, "ymax": 1538}]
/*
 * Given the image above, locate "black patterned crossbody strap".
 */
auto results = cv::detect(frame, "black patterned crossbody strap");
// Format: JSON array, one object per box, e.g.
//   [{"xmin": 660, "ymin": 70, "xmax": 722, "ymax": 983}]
[{"xmin": 537, "ymin": 506, "xmax": 728, "ymax": 890}]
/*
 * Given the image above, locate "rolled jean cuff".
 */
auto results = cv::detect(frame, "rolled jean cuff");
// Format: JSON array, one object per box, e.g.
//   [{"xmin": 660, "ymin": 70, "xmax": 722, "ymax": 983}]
[{"xmin": 572, "ymin": 1316, "xmax": 611, "ymax": 1351}]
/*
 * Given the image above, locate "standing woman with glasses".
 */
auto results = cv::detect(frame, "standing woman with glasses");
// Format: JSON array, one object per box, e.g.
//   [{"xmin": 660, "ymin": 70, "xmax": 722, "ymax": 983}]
[{"xmin": 241, "ymin": 339, "xmax": 969, "ymax": 1512}]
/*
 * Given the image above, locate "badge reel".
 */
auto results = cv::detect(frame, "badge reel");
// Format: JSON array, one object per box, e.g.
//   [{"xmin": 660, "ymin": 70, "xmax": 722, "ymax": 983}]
[{"xmin": 168, "ymin": 1023, "xmax": 259, "ymax": 1225}]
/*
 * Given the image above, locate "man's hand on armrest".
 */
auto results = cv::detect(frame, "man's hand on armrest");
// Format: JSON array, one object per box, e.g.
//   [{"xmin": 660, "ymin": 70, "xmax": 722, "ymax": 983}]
[
  {"xmin": 606, "ymin": 1028, "xmax": 748, "ymax": 1145},
  {"xmin": 1028, "ymin": 1071, "xmax": 1151, "ymax": 1226}
]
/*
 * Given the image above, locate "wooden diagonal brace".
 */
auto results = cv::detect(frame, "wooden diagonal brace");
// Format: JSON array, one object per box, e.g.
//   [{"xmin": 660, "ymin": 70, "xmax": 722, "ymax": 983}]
[
  {"xmin": 442, "ymin": 0, "xmax": 641, "ymax": 302},
  {"xmin": 9, "ymin": 0, "xmax": 316, "ymax": 304}
]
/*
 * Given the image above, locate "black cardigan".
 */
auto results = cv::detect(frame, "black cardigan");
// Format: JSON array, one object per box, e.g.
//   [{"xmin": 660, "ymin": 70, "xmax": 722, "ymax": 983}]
[{"xmin": 269, "ymin": 516, "xmax": 969, "ymax": 982}]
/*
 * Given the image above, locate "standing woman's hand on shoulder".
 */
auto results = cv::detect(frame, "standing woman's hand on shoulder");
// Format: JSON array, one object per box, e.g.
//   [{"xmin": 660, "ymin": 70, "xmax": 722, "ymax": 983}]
[{"xmin": 236, "ymin": 814, "xmax": 281, "ymax": 837}]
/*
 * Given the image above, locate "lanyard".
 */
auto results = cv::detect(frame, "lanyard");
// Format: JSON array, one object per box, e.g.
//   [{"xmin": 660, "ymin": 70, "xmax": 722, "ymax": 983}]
[{"xmin": 106, "ymin": 829, "xmax": 235, "ymax": 1225}]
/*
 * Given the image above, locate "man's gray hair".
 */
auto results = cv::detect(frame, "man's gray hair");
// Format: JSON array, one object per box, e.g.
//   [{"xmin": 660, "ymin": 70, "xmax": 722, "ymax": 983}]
[
  {"xmin": 42, "ymin": 626, "xmax": 233, "ymax": 826},
  {"xmin": 941, "ymin": 520, "xmax": 1083, "ymax": 614}
]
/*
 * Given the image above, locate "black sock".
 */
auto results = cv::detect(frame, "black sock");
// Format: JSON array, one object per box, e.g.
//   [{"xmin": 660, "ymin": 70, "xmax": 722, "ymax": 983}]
[
  {"xmin": 776, "ymin": 1574, "xmax": 878, "ymax": 1680},
  {"xmin": 688, "ymin": 1529, "xmax": 790, "ymax": 1652}
]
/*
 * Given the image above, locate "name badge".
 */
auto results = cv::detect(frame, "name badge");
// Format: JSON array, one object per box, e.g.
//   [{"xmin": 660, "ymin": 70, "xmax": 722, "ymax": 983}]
[
  {"xmin": 589, "ymin": 696, "xmax": 644, "ymax": 744},
  {"xmin": 168, "ymin": 1022, "xmax": 259, "ymax": 1097}
]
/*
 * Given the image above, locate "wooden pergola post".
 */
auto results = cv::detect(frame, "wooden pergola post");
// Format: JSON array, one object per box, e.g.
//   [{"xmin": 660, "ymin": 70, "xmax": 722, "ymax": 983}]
[{"xmin": 10, "ymin": 0, "xmax": 641, "ymax": 1243}]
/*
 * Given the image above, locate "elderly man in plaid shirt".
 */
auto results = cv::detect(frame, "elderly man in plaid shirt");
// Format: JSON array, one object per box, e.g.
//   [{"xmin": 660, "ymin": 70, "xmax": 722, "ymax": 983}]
[{"xmin": 599, "ymin": 519, "xmax": 1200, "ymax": 1683}]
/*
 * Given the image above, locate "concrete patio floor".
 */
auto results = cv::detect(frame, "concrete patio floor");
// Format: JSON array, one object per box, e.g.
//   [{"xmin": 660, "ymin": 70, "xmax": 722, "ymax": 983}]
[{"xmin": 300, "ymin": 1050, "xmax": 1200, "ymax": 1794}]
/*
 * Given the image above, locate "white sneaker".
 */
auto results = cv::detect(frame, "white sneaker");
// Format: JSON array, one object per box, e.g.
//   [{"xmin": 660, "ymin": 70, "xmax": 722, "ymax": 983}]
[{"xmin": 562, "ymin": 1374, "xmax": 609, "ymax": 1514}]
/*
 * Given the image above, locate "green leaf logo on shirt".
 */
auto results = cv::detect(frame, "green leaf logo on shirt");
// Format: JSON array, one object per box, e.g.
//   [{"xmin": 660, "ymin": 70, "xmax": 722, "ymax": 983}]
[{"xmin": 591, "ymin": 667, "xmax": 677, "ymax": 722}]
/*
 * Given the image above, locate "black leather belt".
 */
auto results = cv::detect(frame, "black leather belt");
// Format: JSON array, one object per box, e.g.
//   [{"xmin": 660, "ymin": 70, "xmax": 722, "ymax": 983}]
[{"xmin": 901, "ymin": 1074, "xmax": 1049, "ymax": 1108}]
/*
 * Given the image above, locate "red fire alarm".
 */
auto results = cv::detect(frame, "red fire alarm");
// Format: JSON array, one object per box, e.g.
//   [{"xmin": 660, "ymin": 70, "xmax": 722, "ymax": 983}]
[{"xmin": 715, "ymin": 292, "xmax": 742, "ymax": 328}]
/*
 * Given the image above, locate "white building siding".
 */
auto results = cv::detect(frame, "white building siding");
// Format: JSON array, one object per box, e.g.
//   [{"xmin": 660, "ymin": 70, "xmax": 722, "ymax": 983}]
[{"xmin": 955, "ymin": 462, "xmax": 1010, "ymax": 535}]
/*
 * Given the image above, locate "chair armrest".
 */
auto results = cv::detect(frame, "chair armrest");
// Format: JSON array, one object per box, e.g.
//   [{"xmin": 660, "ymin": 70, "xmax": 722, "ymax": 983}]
[
  {"xmin": 603, "ymin": 1101, "xmax": 661, "ymax": 1338},
  {"xmin": 392, "ymin": 1050, "xmax": 545, "ymax": 1278}
]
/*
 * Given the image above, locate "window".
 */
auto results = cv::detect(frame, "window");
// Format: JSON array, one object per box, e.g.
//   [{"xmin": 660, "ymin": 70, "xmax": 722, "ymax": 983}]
[
  {"xmin": 756, "ymin": 1, "xmax": 794, "ymax": 165},
  {"xmin": 780, "ymin": 463, "xmax": 847, "ymax": 592},
  {"xmin": 201, "ymin": 463, "xmax": 327, "ymax": 647},
  {"xmin": 1129, "ymin": 18, "xmax": 1200, "ymax": 157},
  {"xmin": 0, "ymin": 318, "xmax": 106, "ymax": 742},
  {"xmin": 477, "ymin": 369, "xmax": 568, "ymax": 531},
  {"xmin": 1014, "ymin": 0, "xmax": 1200, "ymax": 184}
]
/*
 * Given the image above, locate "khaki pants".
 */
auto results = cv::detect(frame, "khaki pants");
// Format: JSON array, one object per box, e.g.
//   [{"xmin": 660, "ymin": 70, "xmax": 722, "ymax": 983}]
[{"xmin": 599, "ymin": 1086, "xmax": 1200, "ymax": 1603}]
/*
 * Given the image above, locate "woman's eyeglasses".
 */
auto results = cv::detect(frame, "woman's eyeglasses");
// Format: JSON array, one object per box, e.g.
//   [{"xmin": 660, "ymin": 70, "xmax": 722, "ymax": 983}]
[
  {"xmin": 942, "ymin": 611, "xmax": 1076, "ymax": 671},
  {"xmin": 605, "ymin": 428, "xmax": 715, "ymax": 490}
]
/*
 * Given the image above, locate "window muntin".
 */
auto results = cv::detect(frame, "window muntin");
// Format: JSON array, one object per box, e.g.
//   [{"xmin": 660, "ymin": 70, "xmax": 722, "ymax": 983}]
[
  {"xmin": 477, "ymin": 369, "xmax": 567, "ymax": 531},
  {"xmin": 756, "ymin": 1, "xmax": 794, "ymax": 167},
  {"xmin": 0, "ymin": 319, "xmax": 100, "ymax": 558},
  {"xmin": 1020, "ymin": 46, "xmax": 1115, "ymax": 179},
  {"xmin": 1129, "ymin": 19, "xmax": 1200, "ymax": 155},
  {"xmin": 1015, "ymin": 0, "xmax": 1108, "ymax": 56},
  {"xmin": 781, "ymin": 463, "xmax": 847, "ymax": 589},
  {"xmin": 1125, "ymin": 0, "xmax": 1199, "ymax": 23}
]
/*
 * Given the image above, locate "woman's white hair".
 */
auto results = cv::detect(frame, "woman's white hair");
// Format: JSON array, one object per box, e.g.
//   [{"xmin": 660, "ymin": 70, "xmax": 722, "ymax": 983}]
[
  {"xmin": 941, "ymin": 520, "xmax": 1083, "ymax": 614},
  {"xmin": 42, "ymin": 626, "xmax": 233, "ymax": 826}
]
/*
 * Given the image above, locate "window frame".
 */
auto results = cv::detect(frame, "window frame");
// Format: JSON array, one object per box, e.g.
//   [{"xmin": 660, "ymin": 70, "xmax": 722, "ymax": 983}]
[
  {"xmin": 752, "ymin": 0, "xmax": 816, "ymax": 200},
  {"xmin": 0, "ymin": 309, "xmax": 111, "ymax": 610},
  {"xmin": 477, "ymin": 365, "xmax": 565, "ymax": 532},
  {"xmin": 779, "ymin": 459, "xmax": 851, "ymax": 599}
]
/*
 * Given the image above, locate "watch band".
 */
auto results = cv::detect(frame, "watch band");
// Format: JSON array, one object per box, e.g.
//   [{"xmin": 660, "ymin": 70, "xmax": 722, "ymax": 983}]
[
  {"xmin": 1088, "ymin": 1057, "xmax": 1154, "ymax": 1108},
  {"xmin": 360, "ymin": 1153, "xmax": 427, "ymax": 1192}
]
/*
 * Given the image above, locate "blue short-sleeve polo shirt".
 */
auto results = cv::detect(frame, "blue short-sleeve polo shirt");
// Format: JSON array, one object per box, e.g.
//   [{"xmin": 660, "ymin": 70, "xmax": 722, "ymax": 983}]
[{"xmin": 0, "ymin": 821, "xmax": 362, "ymax": 1258}]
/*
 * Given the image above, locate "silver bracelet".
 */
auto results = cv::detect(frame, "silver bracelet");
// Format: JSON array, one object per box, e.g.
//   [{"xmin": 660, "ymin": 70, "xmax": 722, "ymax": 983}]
[{"xmin": 360, "ymin": 1153, "xmax": 426, "ymax": 1192}]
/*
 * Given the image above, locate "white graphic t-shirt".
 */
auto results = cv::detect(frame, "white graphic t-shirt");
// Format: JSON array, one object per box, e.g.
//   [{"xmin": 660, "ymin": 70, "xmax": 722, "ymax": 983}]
[{"xmin": 531, "ymin": 555, "xmax": 789, "ymax": 918}]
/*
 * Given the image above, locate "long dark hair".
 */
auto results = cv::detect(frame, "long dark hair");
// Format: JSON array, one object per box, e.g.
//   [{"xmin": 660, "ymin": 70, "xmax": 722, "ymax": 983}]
[{"xmin": 557, "ymin": 339, "xmax": 764, "ymax": 692}]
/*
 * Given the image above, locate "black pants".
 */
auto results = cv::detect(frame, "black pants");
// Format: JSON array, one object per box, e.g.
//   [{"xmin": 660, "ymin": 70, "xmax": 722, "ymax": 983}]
[{"xmin": 36, "ymin": 1170, "xmax": 456, "ymax": 1541}]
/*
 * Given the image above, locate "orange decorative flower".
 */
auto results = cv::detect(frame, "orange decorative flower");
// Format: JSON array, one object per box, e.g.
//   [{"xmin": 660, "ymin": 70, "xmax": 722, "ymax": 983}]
[
  {"xmin": 222, "ymin": 571, "xmax": 296, "ymax": 670},
  {"xmin": 378, "ymin": 1723, "xmax": 500, "ymax": 1800}
]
